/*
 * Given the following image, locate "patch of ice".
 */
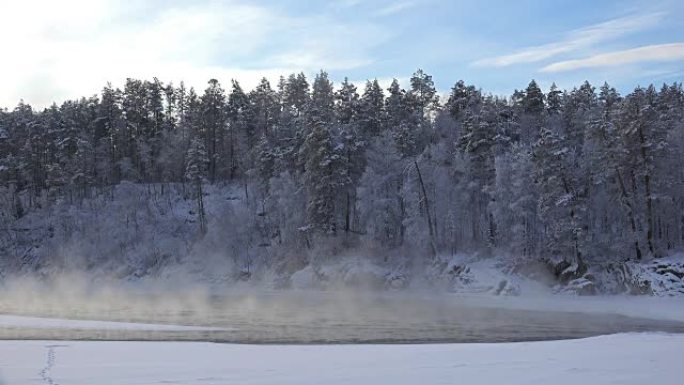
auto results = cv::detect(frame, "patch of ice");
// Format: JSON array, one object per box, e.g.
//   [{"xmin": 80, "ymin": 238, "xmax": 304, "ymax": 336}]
[{"xmin": 0, "ymin": 314, "xmax": 228, "ymax": 331}]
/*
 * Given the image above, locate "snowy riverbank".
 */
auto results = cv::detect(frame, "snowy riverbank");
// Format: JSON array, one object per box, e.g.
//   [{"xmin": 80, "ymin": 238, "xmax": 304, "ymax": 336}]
[
  {"xmin": 1, "ymin": 333, "xmax": 682, "ymax": 385},
  {"xmin": 3, "ymin": 182, "xmax": 684, "ymax": 297}
]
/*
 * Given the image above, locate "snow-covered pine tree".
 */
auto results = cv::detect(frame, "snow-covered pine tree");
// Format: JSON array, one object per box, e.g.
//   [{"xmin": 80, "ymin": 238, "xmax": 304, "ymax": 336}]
[
  {"xmin": 227, "ymin": 80, "xmax": 249, "ymax": 179},
  {"xmin": 359, "ymin": 79, "xmax": 385, "ymax": 137},
  {"xmin": 533, "ymin": 126, "xmax": 584, "ymax": 265},
  {"xmin": 357, "ymin": 131, "xmax": 405, "ymax": 247},
  {"xmin": 301, "ymin": 120, "xmax": 338, "ymax": 236},
  {"xmin": 200, "ymin": 79, "xmax": 227, "ymax": 183},
  {"xmin": 523, "ymin": 80, "xmax": 545, "ymax": 115},
  {"xmin": 185, "ymin": 137, "xmax": 209, "ymax": 234},
  {"xmin": 616, "ymin": 86, "xmax": 668, "ymax": 258},
  {"xmin": 386, "ymin": 79, "xmax": 421, "ymax": 157},
  {"xmin": 335, "ymin": 78, "xmax": 364, "ymax": 234},
  {"xmin": 458, "ymin": 103, "xmax": 497, "ymax": 250}
]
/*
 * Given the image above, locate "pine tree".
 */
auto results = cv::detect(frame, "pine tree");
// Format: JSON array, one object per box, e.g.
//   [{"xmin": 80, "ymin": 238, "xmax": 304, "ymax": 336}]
[
  {"xmin": 122, "ymin": 79, "xmax": 149, "ymax": 179},
  {"xmin": 534, "ymin": 127, "xmax": 584, "ymax": 263},
  {"xmin": 146, "ymin": 78, "xmax": 165, "ymax": 139},
  {"xmin": 282, "ymin": 72, "xmax": 310, "ymax": 115},
  {"xmin": 458, "ymin": 104, "xmax": 497, "ymax": 249},
  {"xmin": 617, "ymin": 86, "xmax": 667, "ymax": 257},
  {"xmin": 494, "ymin": 144, "xmax": 538, "ymax": 256},
  {"xmin": 248, "ymin": 77, "xmax": 280, "ymax": 140},
  {"xmin": 523, "ymin": 80, "xmax": 545, "ymax": 115},
  {"xmin": 98, "ymin": 84, "xmax": 125, "ymax": 183},
  {"xmin": 185, "ymin": 137, "xmax": 209, "ymax": 234},
  {"xmin": 200, "ymin": 79, "xmax": 227, "ymax": 183},
  {"xmin": 408, "ymin": 69, "xmax": 438, "ymax": 119},
  {"xmin": 386, "ymin": 79, "xmax": 406, "ymax": 129},
  {"xmin": 335, "ymin": 78, "xmax": 364, "ymax": 233},
  {"xmin": 359, "ymin": 79, "xmax": 385, "ymax": 137},
  {"xmin": 227, "ymin": 80, "xmax": 249, "ymax": 179},
  {"xmin": 547, "ymin": 83, "xmax": 563, "ymax": 115},
  {"xmin": 308, "ymin": 71, "xmax": 335, "ymax": 125},
  {"xmin": 386, "ymin": 79, "xmax": 421, "ymax": 157},
  {"xmin": 301, "ymin": 122, "xmax": 338, "ymax": 235},
  {"xmin": 446, "ymin": 80, "xmax": 480, "ymax": 120},
  {"xmin": 357, "ymin": 131, "xmax": 405, "ymax": 247}
]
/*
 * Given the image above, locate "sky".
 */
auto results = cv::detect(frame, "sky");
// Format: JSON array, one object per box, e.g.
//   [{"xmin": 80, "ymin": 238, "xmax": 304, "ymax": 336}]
[{"xmin": 1, "ymin": 0, "xmax": 683, "ymax": 108}]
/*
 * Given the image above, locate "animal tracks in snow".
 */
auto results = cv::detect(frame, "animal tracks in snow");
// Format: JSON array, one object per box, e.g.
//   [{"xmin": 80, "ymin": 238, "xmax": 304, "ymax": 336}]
[{"xmin": 39, "ymin": 345, "xmax": 68, "ymax": 385}]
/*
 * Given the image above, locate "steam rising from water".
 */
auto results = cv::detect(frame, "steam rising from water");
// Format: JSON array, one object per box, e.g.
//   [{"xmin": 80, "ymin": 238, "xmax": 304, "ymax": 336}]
[
  {"xmin": 2, "ymin": 274, "xmax": 684, "ymax": 343},
  {"xmin": 0, "ymin": 274, "xmax": 215, "ymax": 323}
]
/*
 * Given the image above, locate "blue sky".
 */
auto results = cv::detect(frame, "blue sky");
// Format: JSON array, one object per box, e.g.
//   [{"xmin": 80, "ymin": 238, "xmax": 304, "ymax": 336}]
[{"xmin": 1, "ymin": 0, "xmax": 683, "ymax": 107}]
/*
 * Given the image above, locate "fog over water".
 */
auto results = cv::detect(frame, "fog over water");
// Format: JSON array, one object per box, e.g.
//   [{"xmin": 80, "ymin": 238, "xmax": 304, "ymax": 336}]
[{"xmin": 2, "ymin": 275, "xmax": 684, "ymax": 343}]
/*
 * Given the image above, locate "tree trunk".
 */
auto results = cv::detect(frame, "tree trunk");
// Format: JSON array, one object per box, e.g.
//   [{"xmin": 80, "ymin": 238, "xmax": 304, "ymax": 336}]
[
  {"xmin": 345, "ymin": 191, "xmax": 351, "ymax": 233},
  {"xmin": 561, "ymin": 176, "xmax": 581, "ymax": 262},
  {"xmin": 414, "ymin": 161, "xmax": 437, "ymax": 258},
  {"xmin": 197, "ymin": 180, "xmax": 206, "ymax": 234},
  {"xmin": 615, "ymin": 168, "xmax": 642, "ymax": 260},
  {"xmin": 637, "ymin": 122, "xmax": 656, "ymax": 256}
]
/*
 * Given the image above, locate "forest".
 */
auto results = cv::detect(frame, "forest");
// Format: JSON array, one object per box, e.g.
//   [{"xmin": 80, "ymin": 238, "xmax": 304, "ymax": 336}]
[{"xmin": 1, "ymin": 70, "xmax": 683, "ymax": 275}]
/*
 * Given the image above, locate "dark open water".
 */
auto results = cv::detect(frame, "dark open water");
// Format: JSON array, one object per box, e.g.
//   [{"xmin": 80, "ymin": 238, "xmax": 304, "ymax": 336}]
[{"xmin": 2, "ymin": 291, "xmax": 683, "ymax": 343}]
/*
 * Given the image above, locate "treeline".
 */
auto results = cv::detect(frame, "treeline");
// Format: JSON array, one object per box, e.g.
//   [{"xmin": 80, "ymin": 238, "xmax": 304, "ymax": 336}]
[{"xmin": 1, "ymin": 71, "xmax": 683, "ymax": 265}]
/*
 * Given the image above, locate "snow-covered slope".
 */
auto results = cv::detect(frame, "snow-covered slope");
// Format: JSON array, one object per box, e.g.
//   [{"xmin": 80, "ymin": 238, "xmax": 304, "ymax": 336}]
[
  {"xmin": 0, "ymin": 183, "xmax": 248, "ymax": 280},
  {"xmin": 2, "ymin": 183, "xmax": 684, "ymax": 296},
  {"xmin": 1, "ymin": 333, "xmax": 682, "ymax": 385}
]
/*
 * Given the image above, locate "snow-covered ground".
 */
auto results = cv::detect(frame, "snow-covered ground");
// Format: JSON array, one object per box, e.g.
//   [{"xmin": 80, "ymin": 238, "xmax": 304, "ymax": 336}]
[
  {"xmin": 0, "ymin": 315, "xmax": 227, "ymax": 331},
  {"xmin": 0, "ymin": 333, "xmax": 681, "ymax": 385}
]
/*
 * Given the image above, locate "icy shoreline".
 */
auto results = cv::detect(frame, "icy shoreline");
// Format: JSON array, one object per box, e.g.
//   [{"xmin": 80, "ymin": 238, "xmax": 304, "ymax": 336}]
[{"xmin": 0, "ymin": 314, "xmax": 228, "ymax": 331}]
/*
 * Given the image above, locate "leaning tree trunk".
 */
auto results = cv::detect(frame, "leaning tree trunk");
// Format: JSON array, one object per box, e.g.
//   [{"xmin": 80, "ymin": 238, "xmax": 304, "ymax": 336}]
[{"xmin": 414, "ymin": 161, "xmax": 437, "ymax": 258}]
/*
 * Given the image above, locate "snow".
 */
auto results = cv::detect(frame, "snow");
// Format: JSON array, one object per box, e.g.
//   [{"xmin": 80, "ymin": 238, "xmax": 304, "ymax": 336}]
[
  {"xmin": 444, "ymin": 293, "xmax": 684, "ymax": 323},
  {"xmin": 290, "ymin": 257, "xmax": 389, "ymax": 289},
  {"xmin": 425, "ymin": 253, "xmax": 684, "ymax": 297},
  {"xmin": 423, "ymin": 254, "xmax": 551, "ymax": 295},
  {"xmin": 625, "ymin": 253, "xmax": 684, "ymax": 296},
  {"xmin": 2, "ymin": 177, "xmax": 682, "ymax": 297},
  {"xmin": 0, "ymin": 315, "xmax": 227, "ymax": 331},
  {"xmin": 0, "ymin": 333, "xmax": 682, "ymax": 384}
]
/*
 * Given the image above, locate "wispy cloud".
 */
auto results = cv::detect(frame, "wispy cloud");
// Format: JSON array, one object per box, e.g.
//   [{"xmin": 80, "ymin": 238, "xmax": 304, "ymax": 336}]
[
  {"xmin": 540, "ymin": 43, "xmax": 684, "ymax": 72},
  {"xmin": 473, "ymin": 12, "xmax": 665, "ymax": 67},
  {"xmin": 0, "ymin": 0, "xmax": 393, "ymax": 108},
  {"xmin": 375, "ymin": 1, "xmax": 417, "ymax": 16},
  {"xmin": 262, "ymin": 18, "xmax": 391, "ymax": 71},
  {"xmin": 335, "ymin": 0, "xmax": 363, "ymax": 7}
]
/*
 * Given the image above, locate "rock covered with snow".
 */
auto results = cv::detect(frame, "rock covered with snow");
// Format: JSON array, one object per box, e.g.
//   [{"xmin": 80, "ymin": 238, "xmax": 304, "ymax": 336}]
[{"xmin": 619, "ymin": 255, "xmax": 684, "ymax": 296}]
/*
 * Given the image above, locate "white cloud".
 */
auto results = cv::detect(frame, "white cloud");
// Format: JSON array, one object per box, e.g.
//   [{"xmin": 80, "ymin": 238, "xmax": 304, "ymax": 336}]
[
  {"xmin": 0, "ymin": 0, "xmax": 392, "ymax": 108},
  {"xmin": 540, "ymin": 43, "xmax": 684, "ymax": 72},
  {"xmin": 264, "ymin": 20, "xmax": 391, "ymax": 71},
  {"xmin": 472, "ymin": 12, "xmax": 664, "ymax": 67},
  {"xmin": 375, "ymin": 1, "xmax": 417, "ymax": 16}
]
